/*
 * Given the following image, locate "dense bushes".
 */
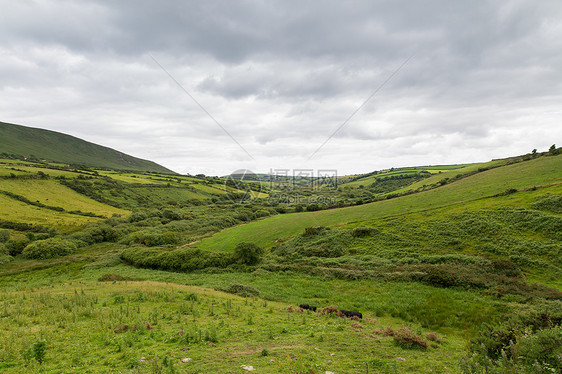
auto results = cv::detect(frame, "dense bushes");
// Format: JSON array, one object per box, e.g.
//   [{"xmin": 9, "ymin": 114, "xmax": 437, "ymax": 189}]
[
  {"xmin": 122, "ymin": 241, "xmax": 266, "ymax": 272},
  {"xmin": 0, "ymin": 243, "xmax": 13, "ymax": 265},
  {"xmin": 462, "ymin": 305, "xmax": 562, "ymax": 373},
  {"xmin": 351, "ymin": 226, "xmax": 378, "ymax": 237},
  {"xmin": 0, "ymin": 219, "xmax": 52, "ymax": 233},
  {"xmin": 233, "ymin": 242, "xmax": 264, "ymax": 265},
  {"xmin": 5, "ymin": 238, "xmax": 30, "ymax": 256},
  {"xmin": 121, "ymin": 230, "xmax": 180, "ymax": 247},
  {"xmin": 0, "ymin": 229, "xmax": 9, "ymax": 243},
  {"xmin": 531, "ymin": 194, "xmax": 562, "ymax": 213},
  {"xmin": 21, "ymin": 238, "xmax": 78, "ymax": 259},
  {"xmin": 71, "ymin": 224, "xmax": 122, "ymax": 246},
  {"xmin": 121, "ymin": 246, "xmax": 234, "ymax": 272}
]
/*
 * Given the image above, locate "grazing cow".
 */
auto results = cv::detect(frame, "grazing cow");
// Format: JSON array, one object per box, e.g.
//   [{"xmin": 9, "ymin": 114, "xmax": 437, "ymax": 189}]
[
  {"xmin": 339, "ymin": 309, "xmax": 363, "ymax": 319},
  {"xmin": 299, "ymin": 304, "xmax": 317, "ymax": 312}
]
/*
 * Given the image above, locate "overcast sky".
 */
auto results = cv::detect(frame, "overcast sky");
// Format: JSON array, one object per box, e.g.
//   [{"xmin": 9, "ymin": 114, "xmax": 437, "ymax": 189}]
[{"xmin": 1, "ymin": 1, "xmax": 561, "ymax": 176}]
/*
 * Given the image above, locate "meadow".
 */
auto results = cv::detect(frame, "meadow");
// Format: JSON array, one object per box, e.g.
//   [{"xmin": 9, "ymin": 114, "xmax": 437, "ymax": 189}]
[{"xmin": 0, "ymin": 151, "xmax": 561, "ymax": 373}]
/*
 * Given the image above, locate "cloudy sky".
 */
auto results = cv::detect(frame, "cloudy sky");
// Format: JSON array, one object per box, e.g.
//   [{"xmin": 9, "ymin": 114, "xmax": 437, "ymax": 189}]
[{"xmin": 1, "ymin": 1, "xmax": 561, "ymax": 176}]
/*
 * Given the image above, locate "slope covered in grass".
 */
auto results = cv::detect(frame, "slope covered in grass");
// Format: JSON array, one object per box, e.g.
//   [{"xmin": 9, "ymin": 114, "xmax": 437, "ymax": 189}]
[
  {"xmin": 197, "ymin": 154, "xmax": 562, "ymax": 251},
  {"xmin": 0, "ymin": 121, "xmax": 174, "ymax": 173},
  {"xmin": 0, "ymin": 179, "xmax": 127, "ymax": 218},
  {"xmin": 0, "ymin": 194, "xmax": 100, "ymax": 232}
]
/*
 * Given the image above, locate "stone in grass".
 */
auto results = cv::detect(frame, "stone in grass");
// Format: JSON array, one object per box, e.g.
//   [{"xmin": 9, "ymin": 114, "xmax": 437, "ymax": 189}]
[
  {"xmin": 325, "ymin": 371, "xmax": 336, "ymax": 374},
  {"xmin": 241, "ymin": 365, "xmax": 256, "ymax": 371},
  {"xmin": 396, "ymin": 357, "xmax": 406, "ymax": 362},
  {"xmin": 139, "ymin": 357, "xmax": 146, "ymax": 362},
  {"xmin": 182, "ymin": 358, "xmax": 191, "ymax": 363}
]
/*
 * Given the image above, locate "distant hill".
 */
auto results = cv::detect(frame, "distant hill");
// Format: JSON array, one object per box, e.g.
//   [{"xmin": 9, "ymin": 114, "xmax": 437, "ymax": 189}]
[{"xmin": 0, "ymin": 121, "xmax": 175, "ymax": 174}]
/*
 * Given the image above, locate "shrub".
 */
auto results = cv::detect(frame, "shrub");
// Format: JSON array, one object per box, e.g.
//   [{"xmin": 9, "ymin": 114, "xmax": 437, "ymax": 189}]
[
  {"xmin": 426, "ymin": 332, "xmax": 442, "ymax": 343},
  {"xmin": 255, "ymin": 209, "xmax": 271, "ymax": 218},
  {"xmin": 5, "ymin": 238, "xmax": 30, "ymax": 256},
  {"xmin": 21, "ymin": 238, "xmax": 78, "ymax": 259},
  {"xmin": 465, "ymin": 309, "xmax": 562, "ymax": 373},
  {"xmin": 420, "ymin": 265, "xmax": 461, "ymax": 288},
  {"xmin": 531, "ymin": 194, "xmax": 562, "ymax": 213},
  {"xmin": 351, "ymin": 227, "xmax": 377, "ymax": 237},
  {"xmin": 518, "ymin": 326, "xmax": 562, "ymax": 369},
  {"xmin": 162, "ymin": 209, "xmax": 182, "ymax": 221},
  {"xmin": 121, "ymin": 246, "xmax": 233, "ymax": 272},
  {"xmin": 392, "ymin": 327, "xmax": 427, "ymax": 350},
  {"xmin": 303, "ymin": 226, "xmax": 327, "ymax": 236},
  {"xmin": 0, "ymin": 251, "xmax": 13, "ymax": 265},
  {"xmin": 0, "ymin": 229, "xmax": 9, "ymax": 243},
  {"xmin": 233, "ymin": 242, "xmax": 264, "ymax": 265},
  {"xmin": 161, "ymin": 231, "xmax": 180, "ymax": 245},
  {"xmin": 122, "ymin": 230, "xmax": 165, "ymax": 247},
  {"xmin": 23, "ymin": 339, "xmax": 47, "ymax": 364}
]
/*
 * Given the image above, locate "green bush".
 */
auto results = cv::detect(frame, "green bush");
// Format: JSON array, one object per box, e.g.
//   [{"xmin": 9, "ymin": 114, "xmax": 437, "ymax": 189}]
[
  {"xmin": 303, "ymin": 226, "xmax": 328, "ymax": 236},
  {"xmin": 23, "ymin": 339, "xmax": 47, "ymax": 364},
  {"xmin": 464, "ymin": 307, "xmax": 562, "ymax": 372},
  {"xmin": 122, "ymin": 230, "xmax": 165, "ymax": 247},
  {"xmin": 351, "ymin": 227, "xmax": 378, "ymax": 237},
  {"xmin": 518, "ymin": 326, "xmax": 562, "ymax": 368},
  {"xmin": 0, "ymin": 251, "xmax": 13, "ymax": 265},
  {"xmin": 233, "ymin": 242, "xmax": 264, "ymax": 265},
  {"xmin": 531, "ymin": 194, "xmax": 562, "ymax": 213},
  {"xmin": 255, "ymin": 209, "xmax": 271, "ymax": 218},
  {"xmin": 0, "ymin": 229, "xmax": 9, "ymax": 243},
  {"xmin": 5, "ymin": 238, "xmax": 30, "ymax": 256},
  {"xmin": 121, "ymin": 246, "xmax": 233, "ymax": 272},
  {"xmin": 161, "ymin": 231, "xmax": 180, "ymax": 245},
  {"xmin": 21, "ymin": 238, "xmax": 78, "ymax": 260}
]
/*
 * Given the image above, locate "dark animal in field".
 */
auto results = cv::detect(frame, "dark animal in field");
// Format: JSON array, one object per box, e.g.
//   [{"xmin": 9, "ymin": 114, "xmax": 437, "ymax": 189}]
[
  {"xmin": 299, "ymin": 304, "xmax": 317, "ymax": 312},
  {"xmin": 339, "ymin": 309, "xmax": 362, "ymax": 319}
]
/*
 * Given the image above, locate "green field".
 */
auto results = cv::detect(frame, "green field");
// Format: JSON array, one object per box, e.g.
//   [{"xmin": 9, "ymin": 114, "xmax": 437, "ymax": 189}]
[
  {"xmin": 0, "ymin": 179, "xmax": 128, "ymax": 217},
  {"xmin": 0, "ymin": 147, "xmax": 560, "ymax": 373},
  {"xmin": 0, "ymin": 194, "xmax": 100, "ymax": 232}
]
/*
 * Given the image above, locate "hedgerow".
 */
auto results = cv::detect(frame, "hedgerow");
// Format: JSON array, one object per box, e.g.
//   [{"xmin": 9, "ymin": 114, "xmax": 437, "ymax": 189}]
[
  {"xmin": 21, "ymin": 238, "xmax": 78, "ymax": 259},
  {"xmin": 121, "ymin": 246, "xmax": 234, "ymax": 272}
]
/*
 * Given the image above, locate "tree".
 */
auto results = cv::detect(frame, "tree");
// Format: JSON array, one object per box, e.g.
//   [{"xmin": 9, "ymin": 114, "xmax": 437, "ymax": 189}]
[{"xmin": 549, "ymin": 144, "xmax": 559, "ymax": 155}]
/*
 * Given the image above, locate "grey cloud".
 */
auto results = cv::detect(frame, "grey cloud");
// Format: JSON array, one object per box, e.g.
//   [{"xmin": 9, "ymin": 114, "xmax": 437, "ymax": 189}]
[{"xmin": 1, "ymin": 0, "xmax": 561, "ymax": 175}]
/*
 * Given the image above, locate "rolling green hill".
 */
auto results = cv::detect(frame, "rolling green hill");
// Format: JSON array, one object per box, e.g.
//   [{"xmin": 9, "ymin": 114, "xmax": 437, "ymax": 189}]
[
  {"xmin": 0, "ymin": 121, "xmax": 175, "ymax": 174},
  {"xmin": 196, "ymin": 154, "xmax": 562, "ymax": 252},
  {"xmin": 0, "ymin": 150, "xmax": 560, "ymax": 373}
]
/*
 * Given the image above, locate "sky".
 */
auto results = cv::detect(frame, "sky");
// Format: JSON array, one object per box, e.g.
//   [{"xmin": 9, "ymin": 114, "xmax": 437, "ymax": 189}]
[{"xmin": 1, "ymin": 0, "xmax": 561, "ymax": 176}]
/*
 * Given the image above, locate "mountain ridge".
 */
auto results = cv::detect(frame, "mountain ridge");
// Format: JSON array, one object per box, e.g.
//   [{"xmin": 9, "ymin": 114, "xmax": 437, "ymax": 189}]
[{"xmin": 0, "ymin": 121, "xmax": 175, "ymax": 174}]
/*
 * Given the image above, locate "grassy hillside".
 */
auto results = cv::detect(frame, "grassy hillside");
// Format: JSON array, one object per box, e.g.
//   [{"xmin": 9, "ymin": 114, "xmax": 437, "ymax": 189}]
[
  {"xmin": 0, "ymin": 150, "xmax": 560, "ymax": 373},
  {"xmin": 340, "ymin": 164, "xmax": 472, "ymax": 188},
  {"xmin": 0, "ymin": 121, "xmax": 174, "ymax": 174},
  {"xmin": 197, "ymin": 154, "xmax": 562, "ymax": 251}
]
